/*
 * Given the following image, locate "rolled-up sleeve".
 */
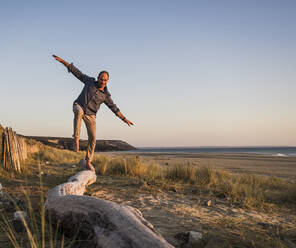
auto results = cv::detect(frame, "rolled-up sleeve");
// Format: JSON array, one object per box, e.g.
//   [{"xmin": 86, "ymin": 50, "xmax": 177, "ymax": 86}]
[
  {"xmin": 104, "ymin": 95, "xmax": 120, "ymax": 115},
  {"xmin": 68, "ymin": 63, "xmax": 93, "ymax": 85}
]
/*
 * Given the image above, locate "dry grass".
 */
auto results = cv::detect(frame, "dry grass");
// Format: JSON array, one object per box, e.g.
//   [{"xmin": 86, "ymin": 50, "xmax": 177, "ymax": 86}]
[
  {"xmin": 92, "ymin": 155, "xmax": 296, "ymax": 210},
  {"xmin": 92, "ymin": 155, "xmax": 163, "ymax": 180},
  {"xmin": 205, "ymin": 216, "xmax": 290, "ymax": 248},
  {"xmin": 0, "ymin": 174, "xmax": 76, "ymax": 248},
  {"xmin": 27, "ymin": 146, "xmax": 84, "ymax": 165},
  {"xmin": 0, "ymin": 147, "xmax": 83, "ymax": 248}
]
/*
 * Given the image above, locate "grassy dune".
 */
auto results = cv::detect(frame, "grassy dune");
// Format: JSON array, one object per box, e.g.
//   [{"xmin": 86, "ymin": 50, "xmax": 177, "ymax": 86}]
[{"xmin": 92, "ymin": 155, "xmax": 296, "ymax": 210}]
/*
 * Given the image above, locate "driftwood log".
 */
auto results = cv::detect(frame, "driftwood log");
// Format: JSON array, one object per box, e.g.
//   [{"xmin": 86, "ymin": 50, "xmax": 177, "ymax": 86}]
[{"xmin": 45, "ymin": 167, "xmax": 174, "ymax": 248}]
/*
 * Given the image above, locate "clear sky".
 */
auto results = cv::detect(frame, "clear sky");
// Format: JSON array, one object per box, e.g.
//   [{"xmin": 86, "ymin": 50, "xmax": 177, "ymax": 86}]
[{"xmin": 0, "ymin": 1, "xmax": 295, "ymax": 147}]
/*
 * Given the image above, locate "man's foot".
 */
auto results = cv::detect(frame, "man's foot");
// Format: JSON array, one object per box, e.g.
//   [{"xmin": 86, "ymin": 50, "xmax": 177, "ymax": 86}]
[
  {"xmin": 73, "ymin": 139, "xmax": 79, "ymax": 152},
  {"xmin": 86, "ymin": 161, "xmax": 95, "ymax": 173}
]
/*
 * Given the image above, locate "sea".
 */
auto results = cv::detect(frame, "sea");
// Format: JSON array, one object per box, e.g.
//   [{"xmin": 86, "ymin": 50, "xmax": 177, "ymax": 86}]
[{"xmin": 120, "ymin": 146, "xmax": 296, "ymax": 157}]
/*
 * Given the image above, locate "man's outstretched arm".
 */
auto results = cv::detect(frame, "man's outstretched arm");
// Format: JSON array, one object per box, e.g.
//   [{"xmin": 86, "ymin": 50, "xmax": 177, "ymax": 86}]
[
  {"xmin": 52, "ymin": 54, "xmax": 70, "ymax": 67},
  {"xmin": 104, "ymin": 96, "xmax": 134, "ymax": 127},
  {"xmin": 52, "ymin": 54, "xmax": 91, "ymax": 84},
  {"xmin": 117, "ymin": 111, "xmax": 134, "ymax": 127}
]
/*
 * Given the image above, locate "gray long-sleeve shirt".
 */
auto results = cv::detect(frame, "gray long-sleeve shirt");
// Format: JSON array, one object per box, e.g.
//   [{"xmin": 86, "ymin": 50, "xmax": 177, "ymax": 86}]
[{"xmin": 68, "ymin": 63, "xmax": 120, "ymax": 116}]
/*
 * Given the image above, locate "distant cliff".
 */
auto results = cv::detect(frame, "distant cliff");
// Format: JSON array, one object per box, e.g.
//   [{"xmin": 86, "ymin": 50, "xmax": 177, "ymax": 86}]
[{"xmin": 23, "ymin": 136, "xmax": 136, "ymax": 152}]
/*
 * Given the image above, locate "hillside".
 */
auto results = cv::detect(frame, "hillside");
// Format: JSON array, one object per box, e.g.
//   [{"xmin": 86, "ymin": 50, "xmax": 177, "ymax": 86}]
[{"xmin": 23, "ymin": 135, "xmax": 136, "ymax": 152}]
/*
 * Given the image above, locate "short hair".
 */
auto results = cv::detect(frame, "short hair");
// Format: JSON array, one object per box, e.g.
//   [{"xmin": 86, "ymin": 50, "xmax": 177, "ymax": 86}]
[{"xmin": 98, "ymin": 70, "xmax": 109, "ymax": 79}]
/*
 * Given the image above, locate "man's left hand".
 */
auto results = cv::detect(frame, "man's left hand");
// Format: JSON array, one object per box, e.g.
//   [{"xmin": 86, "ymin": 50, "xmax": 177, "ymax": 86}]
[{"xmin": 124, "ymin": 119, "xmax": 134, "ymax": 127}]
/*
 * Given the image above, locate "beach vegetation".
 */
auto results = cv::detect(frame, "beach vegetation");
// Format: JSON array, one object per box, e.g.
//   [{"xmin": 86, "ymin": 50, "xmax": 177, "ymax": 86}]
[
  {"xmin": 0, "ymin": 165, "xmax": 77, "ymax": 247},
  {"xmin": 0, "ymin": 146, "xmax": 83, "ymax": 248},
  {"xmin": 92, "ymin": 155, "xmax": 296, "ymax": 210},
  {"xmin": 27, "ymin": 146, "xmax": 84, "ymax": 165}
]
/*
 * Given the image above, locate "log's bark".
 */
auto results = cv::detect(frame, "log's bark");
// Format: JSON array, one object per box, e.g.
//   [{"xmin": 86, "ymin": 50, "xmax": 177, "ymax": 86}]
[
  {"xmin": 46, "ymin": 170, "xmax": 97, "ymax": 199},
  {"xmin": 45, "ymin": 169, "xmax": 174, "ymax": 248}
]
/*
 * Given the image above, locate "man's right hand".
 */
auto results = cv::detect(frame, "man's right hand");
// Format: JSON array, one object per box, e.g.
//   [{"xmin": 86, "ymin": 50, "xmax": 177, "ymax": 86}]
[
  {"xmin": 52, "ymin": 54, "xmax": 64, "ymax": 63},
  {"xmin": 52, "ymin": 54, "xmax": 70, "ymax": 67}
]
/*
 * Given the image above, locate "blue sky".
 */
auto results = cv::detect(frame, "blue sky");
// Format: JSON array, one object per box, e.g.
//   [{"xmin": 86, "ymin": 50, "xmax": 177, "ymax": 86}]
[{"xmin": 0, "ymin": 1, "xmax": 295, "ymax": 147}]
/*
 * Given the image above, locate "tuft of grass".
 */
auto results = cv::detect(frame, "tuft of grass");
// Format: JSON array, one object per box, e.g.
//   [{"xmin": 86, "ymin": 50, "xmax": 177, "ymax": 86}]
[
  {"xmin": 93, "ymin": 155, "xmax": 163, "ymax": 179},
  {"xmin": 27, "ymin": 146, "xmax": 84, "ymax": 165},
  {"xmin": 165, "ymin": 164, "xmax": 215, "ymax": 186}
]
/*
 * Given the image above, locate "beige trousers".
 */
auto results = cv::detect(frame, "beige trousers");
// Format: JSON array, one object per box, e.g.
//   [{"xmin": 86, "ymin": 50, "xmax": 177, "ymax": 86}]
[{"xmin": 73, "ymin": 103, "xmax": 96, "ymax": 162}]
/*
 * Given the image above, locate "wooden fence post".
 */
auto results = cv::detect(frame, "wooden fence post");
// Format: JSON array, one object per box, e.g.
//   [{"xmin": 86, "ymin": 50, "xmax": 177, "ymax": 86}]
[{"xmin": 1, "ymin": 126, "xmax": 28, "ymax": 173}]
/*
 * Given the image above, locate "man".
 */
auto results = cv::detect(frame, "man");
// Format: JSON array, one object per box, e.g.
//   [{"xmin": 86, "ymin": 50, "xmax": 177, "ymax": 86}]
[{"xmin": 53, "ymin": 55, "xmax": 134, "ymax": 172}]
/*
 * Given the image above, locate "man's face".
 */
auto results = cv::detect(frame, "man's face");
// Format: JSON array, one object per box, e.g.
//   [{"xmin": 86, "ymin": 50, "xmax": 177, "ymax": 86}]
[{"xmin": 98, "ymin": 73, "xmax": 109, "ymax": 89}]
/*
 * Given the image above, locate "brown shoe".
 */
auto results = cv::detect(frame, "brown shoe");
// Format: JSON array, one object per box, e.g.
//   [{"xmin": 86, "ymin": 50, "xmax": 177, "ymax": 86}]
[
  {"xmin": 73, "ymin": 138, "xmax": 79, "ymax": 152},
  {"xmin": 86, "ymin": 161, "xmax": 95, "ymax": 173}
]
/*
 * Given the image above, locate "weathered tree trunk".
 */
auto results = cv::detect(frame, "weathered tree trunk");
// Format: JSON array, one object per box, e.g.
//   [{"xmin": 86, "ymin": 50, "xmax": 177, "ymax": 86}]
[{"xmin": 45, "ymin": 169, "xmax": 174, "ymax": 248}]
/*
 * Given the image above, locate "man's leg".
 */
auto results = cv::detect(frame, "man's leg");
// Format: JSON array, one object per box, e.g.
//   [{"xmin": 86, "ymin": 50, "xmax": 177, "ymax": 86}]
[
  {"xmin": 72, "ymin": 103, "xmax": 84, "ymax": 152},
  {"xmin": 83, "ymin": 114, "xmax": 96, "ymax": 172}
]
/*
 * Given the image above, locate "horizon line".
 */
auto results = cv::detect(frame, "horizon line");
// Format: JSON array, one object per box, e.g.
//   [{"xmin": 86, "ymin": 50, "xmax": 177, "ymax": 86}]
[{"xmin": 136, "ymin": 145, "xmax": 296, "ymax": 149}]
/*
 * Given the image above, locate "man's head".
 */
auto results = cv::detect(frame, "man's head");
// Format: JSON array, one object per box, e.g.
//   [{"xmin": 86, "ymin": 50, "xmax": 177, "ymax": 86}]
[{"xmin": 98, "ymin": 71, "xmax": 109, "ymax": 90}]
